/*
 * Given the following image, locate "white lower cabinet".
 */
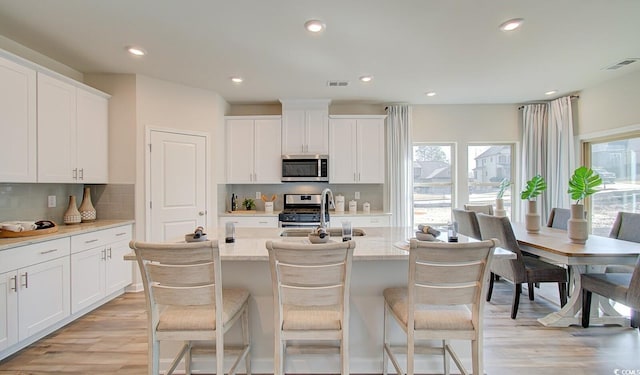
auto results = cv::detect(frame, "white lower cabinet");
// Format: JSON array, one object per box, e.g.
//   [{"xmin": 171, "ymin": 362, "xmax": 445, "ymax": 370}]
[
  {"xmin": 219, "ymin": 216, "xmax": 278, "ymax": 228},
  {"xmin": 71, "ymin": 225, "xmax": 132, "ymax": 313},
  {"xmin": 0, "ymin": 270, "xmax": 18, "ymax": 351},
  {"xmin": 329, "ymin": 215, "xmax": 391, "ymax": 228}
]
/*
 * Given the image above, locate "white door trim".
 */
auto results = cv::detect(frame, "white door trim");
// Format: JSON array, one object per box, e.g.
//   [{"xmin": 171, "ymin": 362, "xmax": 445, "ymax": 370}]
[{"xmin": 144, "ymin": 126, "xmax": 211, "ymax": 241}]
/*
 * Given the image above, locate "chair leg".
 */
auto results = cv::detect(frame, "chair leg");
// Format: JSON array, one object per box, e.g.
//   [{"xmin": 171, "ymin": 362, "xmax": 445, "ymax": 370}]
[
  {"xmin": 443, "ymin": 339, "xmax": 450, "ymax": 375},
  {"xmin": 582, "ymin": 290, "xmax": 592, "ymax": 328},
  {"xmin": 274, "ymin": 333, "xmax": 283, "ymax": 375},
  {"xmin": 242, "ymin": 306, "xmax": 251, "ymax": 375},
  {"xmin": 407, "ymin": 331, "xmax": 414, "ymax": 375},
  {"xmin": 631, "ymin": 309, "xmax": 639, "ymax": 329},
  {"xmin": 471, "ymin": 338, "xmax": 481, "ymax": 375},
  {"xmin": 151, "ymin": 337, "xmax": 159, "ymax": 375},
  {"xmin": 185, "ymin": 341, "xmax": 192, "ymax": 375},
  {"xmin": 511, "ymin": 283, "xmax": 522, "ymax": 319},
  {"xmin": 341, "ymin": 325, "xmax": 349, "ymax": 375},
  {"xmin": 486, "ymin": 272, "xmax": 495, "ymax": 302},
  {"xmin": 528, "ymin": 282, "xmax": 535, "ymax": 301},
  {"xmin": 558, "ymin": 282, "xmax": 568, "ymax": 307},
  {"xmin": 382, "ymin": 303, "xmax": 389, "ymax": 375}
]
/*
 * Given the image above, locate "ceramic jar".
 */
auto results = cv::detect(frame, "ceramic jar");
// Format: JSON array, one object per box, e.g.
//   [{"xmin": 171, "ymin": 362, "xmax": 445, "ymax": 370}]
[
  {"xmin": 495, "ymin": 198, "xmax": 507, "ymax": 217},
  {"xmin": 79, "ymin": 187, "xmax": 97, "ymax": 222},
  {"xmin": 63, "ymin": 195, "xmax": 82, "ymax": 225},
  {"xmin": 525, "ymin": 200, "xmax": 540, "ymax": 233},
  {"xmin": 568, "ymin": 204, "xmax": 588, "ymax": 244}
]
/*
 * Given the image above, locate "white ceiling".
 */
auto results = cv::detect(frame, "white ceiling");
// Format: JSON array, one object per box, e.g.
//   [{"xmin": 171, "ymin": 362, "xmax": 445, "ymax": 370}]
[{"xmin": 0, "ymin": 0, "xmax": 639, "ymax": 105}]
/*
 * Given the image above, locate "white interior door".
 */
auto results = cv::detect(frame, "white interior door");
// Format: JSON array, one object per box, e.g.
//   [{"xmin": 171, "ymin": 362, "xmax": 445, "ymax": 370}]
[{"xmin": 149, "ymin": 130, "xmax": 206, "ymax": 242}]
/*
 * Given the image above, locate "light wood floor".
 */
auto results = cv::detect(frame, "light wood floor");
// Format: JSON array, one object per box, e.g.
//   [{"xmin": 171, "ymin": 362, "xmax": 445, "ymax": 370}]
[{"xmin": 0, "ymin": 281, "xmax": 638, "ymax": 374}]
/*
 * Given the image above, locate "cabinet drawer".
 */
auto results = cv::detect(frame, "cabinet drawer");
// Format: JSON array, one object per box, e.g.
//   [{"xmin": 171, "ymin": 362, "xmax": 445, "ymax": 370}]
[
  {"xmin": 220, "ymin": 216, "xmax": 278, "ymax": 228},
  {"xmin": 70, "ymin": 225, "xmax": 131, "ymax": 254},
  {"xmin": 0, "ymin": 238, "xmax": 70, "ymax": 273}
]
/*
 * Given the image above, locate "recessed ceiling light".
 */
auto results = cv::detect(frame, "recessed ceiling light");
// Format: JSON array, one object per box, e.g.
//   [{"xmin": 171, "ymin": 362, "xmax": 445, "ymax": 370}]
[
  {"xmin": 426, "ymin": 91, "xmax": 437, "ymax": 97},
  {"xmin": 231, "ymin": 77, "xmax": 243, "ymax": 84},
  {"xmin": 304, "ymin": 19, "xmax": 325, "ymax": 33},
  {"xmin": 545, "ymin": 90, "xmax": 558, "ymax": 96},
  {"xmin": 499, "ymin": 18, "xmax": 524, "ymax": 32},
  {"xmin": 126, "ymin": 46, "xmax": 146, "ymax": 56},
  {"xmin": 359, "ymin": 75, "xmax": 373, "ymax": 83}
]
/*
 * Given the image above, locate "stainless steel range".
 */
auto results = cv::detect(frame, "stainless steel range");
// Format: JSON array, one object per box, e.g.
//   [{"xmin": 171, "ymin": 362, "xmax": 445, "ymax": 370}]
[{"xmin": 278, "ymin": 194, "xmax": 330, "ymax": 228}]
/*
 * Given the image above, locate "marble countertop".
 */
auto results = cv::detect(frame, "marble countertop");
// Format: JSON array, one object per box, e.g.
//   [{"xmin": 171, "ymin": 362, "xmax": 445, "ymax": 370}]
[{"xmin": 0, "ymin": 220, "xmax": 135, "ymax": 251}]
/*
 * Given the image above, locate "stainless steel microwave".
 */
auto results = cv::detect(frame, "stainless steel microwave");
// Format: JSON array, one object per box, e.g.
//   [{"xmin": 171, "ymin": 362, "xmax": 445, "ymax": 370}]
[{"xmin": 281, "ymin": 155, "xmax": 329, "ymax": 182}]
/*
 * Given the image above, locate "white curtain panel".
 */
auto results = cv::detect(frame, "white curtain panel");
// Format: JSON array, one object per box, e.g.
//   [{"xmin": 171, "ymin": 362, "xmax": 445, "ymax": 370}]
[
  {"xmin": 521, "ymin": 104, "xmax": 548, "ymax": 221},
  {"xmin": 547, "ymin": 96, "xmax": 575, "ymax": 211},
  {"xmin": 520, "ymin": 97, "xmax": 575, "ymax": 222},
  {"xmin": 386, "ymin": 105, "xmax": 413, "ymax": 227}
]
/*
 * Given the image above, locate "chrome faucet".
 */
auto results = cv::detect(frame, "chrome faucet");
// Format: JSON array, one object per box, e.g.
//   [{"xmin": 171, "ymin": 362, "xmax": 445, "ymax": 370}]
[{"xmin": 317, "ymin": 188, "xmax": 334, "ymax": 238}]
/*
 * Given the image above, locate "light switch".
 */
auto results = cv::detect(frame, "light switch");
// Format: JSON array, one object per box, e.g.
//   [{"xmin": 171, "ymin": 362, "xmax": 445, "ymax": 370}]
[
  {"xmin": 48, "ymin": 195, "xmax": 56, "ymax": 208},
  {"xmin": 256, "ymin": 191, "xmax": 261, "ymax": 199},
  {"xmin": 355, "ymin": 192, "xmax": 360, "ymax": 199}
]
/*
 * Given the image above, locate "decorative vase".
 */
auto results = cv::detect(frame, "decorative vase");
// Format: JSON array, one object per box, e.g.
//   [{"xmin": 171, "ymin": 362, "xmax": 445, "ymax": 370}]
[
  {"xmin": 525, "ymin": 200, "xmax": 540, "ymax": 233},
  {"xmin": 568, "ymin": 204, "xmax": 588, "ymax": 244},
  {"xmin": 63, "ymin": 195, "xmax": 82, "ymax": 225},
  {"xmin": 79, "ymin": 187, "xmax": 97, "ymax": 222},
  {"xmin": 495, "ymin": 198, "xmax": 506, "ymax": 217}
]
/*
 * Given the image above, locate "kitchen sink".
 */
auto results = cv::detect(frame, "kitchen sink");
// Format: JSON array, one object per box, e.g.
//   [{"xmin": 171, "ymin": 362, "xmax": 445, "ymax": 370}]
[{"xmin": 279, "ymin": 227, "xmax": 366, "ymax": 237}]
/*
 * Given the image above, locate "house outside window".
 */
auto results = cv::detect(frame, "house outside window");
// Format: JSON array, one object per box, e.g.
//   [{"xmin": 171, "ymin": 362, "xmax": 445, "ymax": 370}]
[
  {"xmin": 412, "ymin": 144, "xmax": 454, "ymax": 227},
  {"xmin": 468, "ymin": 144, "xmax": 514, "ymax": 217}
]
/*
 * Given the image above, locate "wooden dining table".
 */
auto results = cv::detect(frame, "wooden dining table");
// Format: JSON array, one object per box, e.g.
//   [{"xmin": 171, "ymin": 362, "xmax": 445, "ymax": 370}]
[{"xmin": 511, "ymin": 222, "xmax": 640, "ymax": 327}]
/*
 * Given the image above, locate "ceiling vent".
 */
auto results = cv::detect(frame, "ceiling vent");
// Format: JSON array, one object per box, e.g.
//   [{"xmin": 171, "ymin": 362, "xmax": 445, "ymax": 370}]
[
  {"xmin": 604, "ymin": 58, "xmax": 639, "ymax": 70},
  {"xmin": 327, "ymin": 80, "xmax": 350, "ymax": 87}
]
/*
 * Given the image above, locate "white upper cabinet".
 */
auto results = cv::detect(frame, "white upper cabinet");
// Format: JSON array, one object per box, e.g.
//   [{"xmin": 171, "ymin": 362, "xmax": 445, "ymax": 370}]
[
  {"xmin": 0, "ymin": 55, "xmax": 37, "ymax": 182},
  {"xmin": 37, "ymin": 72, "xmax": 109, "ymax": 183},
  {"xmin": 281, "ymin": 99, "xmax": 330, "ymax": 155},
  {"xmin": 330, "ymin": 116, "xmax": 386, "ymax": 183},
  {"xmin": 226, "ymin": 116, "xmax": 282, "ymax": 184}
]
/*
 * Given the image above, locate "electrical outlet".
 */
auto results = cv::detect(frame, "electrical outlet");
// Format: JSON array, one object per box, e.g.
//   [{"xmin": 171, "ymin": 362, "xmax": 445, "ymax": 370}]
[
  {"xmin": 355, "ymin": 191, "xmax": 360, "ymax": 199},
  {"xmin": 256, "ymin": 191, "xmax": 261, "ymax": 199},
  {"xmin": 48, "ymin": 195, "xmax": 56, "ymax": 208}
]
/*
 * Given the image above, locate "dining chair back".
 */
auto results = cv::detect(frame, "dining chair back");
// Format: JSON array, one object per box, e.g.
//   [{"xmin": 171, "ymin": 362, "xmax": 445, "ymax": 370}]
[
  {"xmin": 582, "ymin": 256, "xmax": 640, "ymax": 329},
  {"xmin": 266, "ymin": 239, "xmax": 355, "ymax": 375},
  {"xmin": 476, "ymin": 213, "xmax": 568, "ymax": 319},
  {"xmin": 605, "ymin": 212, "xmax": 640, "ymax": 273},
  {"xmin": 382, "ymin": 239, "xmax": 498, "ymax": 375},
  {"xmin": 130, "ymin": 240, "xmax": 251, "ymax": 375},
  {"xmin": 464, "ymin": 204, "xmax": 494, "ymax": 215},
  {"xmin": 453, "ymin": 208, "xmax": 482, "ymax": 240},
  {"xmin": 547, "ymin": 207, "xmax": 571, "ymax": 230}
]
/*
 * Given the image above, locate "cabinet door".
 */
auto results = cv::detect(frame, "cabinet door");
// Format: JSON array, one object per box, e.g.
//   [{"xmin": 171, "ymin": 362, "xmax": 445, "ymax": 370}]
[
  {"xmin": 329, "ymin": 118, "xmax": 357, "ymax": 183},
  {"xmin": 219, "ymin": 216, "xmax": 278, "ymax": 228},
  {"xmin": 0, "ymin": 56, "xmax": 37, "ymax": 182},
  {"xmin": 281, "ymin": 109, "xmax": 306, "ymax": 154},
  {"xmin": 254, "ymin": 119, "xmax": 282, "ymax": 183},
  {"xmin": 37, "ymin": 73, "xmax": 76, "ymax": 183},
  {"xmin": 357, "ymin": 118, "xmax": 385, "ymax": 183},
  {"xmin": 76, "ymin": 88, "xmax": 109, "ymax": 183},
  {"xmin": 18, "ymin": 257, "xmax": 70, "ymax": 340},
  {"xmin": 305, "ymin": 109, "xmax": 329, "ymax": 154},
  {"xmin": 70, "ymin": 246, "xmax": 105, "ymax": 314},
  {"xmin": 226, "ymin": 119, "xmax": 255, "ymax": 183},
  {"xmin": 105, "ymin": 239, "xmax": 133, "ymax": 295},
  {"xmin": 0, "ymin": 271, "xmax": 18, "ymax": 351}
]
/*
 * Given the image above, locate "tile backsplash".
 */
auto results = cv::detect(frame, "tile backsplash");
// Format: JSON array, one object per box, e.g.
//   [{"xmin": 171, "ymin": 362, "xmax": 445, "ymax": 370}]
[{"xmin": 0, "ymin": 183, "xmax": 134, "ymax": 223}]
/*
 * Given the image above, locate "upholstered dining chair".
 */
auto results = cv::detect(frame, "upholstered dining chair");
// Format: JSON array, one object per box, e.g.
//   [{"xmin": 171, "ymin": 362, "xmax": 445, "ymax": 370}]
[
  {"xmin": 476, "ymin": 214, "xmax": 568, "ymax": 319},
  {"xmin": 582, "ymin": 255, "xmax": 640, "ymax": 329},
  {"xmin": 453, "ymin": 208, "xmax": 482, "ymax": 240},
  {"xmin": 606, "ymin": 212, "xmax": 640, "ymax": 273},
  {"xmin": 464, "ymin": 204, "xmax": 494, "ymax": 215},
  {"xmin": 266, "ymin": 239, "xmax": 356, "ymax": 375},
  {"xmin": 130, "ymin": 240, "xmax": 251, "ymax": 375},
  {"xmin": 547, "ymin": 207, "xmax": 571, "ymax": 230},
  {"xmin": 383, "ymin": 238, "xmax": 499, "ymax": 375}
]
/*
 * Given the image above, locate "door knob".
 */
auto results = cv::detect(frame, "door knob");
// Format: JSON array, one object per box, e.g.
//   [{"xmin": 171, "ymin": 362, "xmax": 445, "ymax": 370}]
[{"xmin": 199, "ymin": 211, "xmax": 205, "ymax": 216}]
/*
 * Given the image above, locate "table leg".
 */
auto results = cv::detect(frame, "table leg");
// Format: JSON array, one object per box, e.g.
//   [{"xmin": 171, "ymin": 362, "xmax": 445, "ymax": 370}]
[{"xmin": 538, "ymin": 265, "xmax": 630, "ymax": 327}]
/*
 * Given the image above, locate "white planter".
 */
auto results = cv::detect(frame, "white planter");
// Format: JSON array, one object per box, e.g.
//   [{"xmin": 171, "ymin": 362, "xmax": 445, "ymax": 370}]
[
  {"xmin": 568, "ymin": 204, "xmax": 588, "ymax": 244},
  {"xmin": 495, "ymin": 198, "xmax": 506, "ymax": 217},
  {"xmin": 525, "ymin": 200, "xmax": 540, "ymax": 233}
]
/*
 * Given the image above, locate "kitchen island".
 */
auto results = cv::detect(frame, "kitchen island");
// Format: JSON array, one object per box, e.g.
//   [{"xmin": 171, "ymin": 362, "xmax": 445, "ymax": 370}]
[{"xmin": 132, "ymin": 226, "xmax": 491, "ymax": 374}]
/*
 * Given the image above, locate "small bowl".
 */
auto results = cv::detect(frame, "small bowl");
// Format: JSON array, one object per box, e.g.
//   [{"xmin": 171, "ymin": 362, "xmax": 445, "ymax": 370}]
[
  {"xmin": 308, "ymin": 233, "xmax": 330, "ymax": 244},
  {"xmin": 185, "ymin": 233, "xmax": 208, "ymax": 242}
]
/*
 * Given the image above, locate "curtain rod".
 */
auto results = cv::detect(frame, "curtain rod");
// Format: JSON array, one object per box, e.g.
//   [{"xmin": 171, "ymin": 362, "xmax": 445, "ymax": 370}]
[{"xmin": 517, "ymin": 95, "xmax": 579, "ymax": 110}]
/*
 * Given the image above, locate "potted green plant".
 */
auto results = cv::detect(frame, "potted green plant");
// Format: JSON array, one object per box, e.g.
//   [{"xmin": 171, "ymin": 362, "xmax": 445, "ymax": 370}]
[
  {"xmin": 520, "ymin": 174, "xmax": 547, "ymax": 233},
  {"xmin": 495, "ymin": 178, "xmax": 511, "ymax": 217},
  {"xmin": 242, "ymin": 197, "xmax": 256, "ymax": 211},
  {"xmin": 567, "ymin": 166, "xmax": 602, "ymax": 243}
]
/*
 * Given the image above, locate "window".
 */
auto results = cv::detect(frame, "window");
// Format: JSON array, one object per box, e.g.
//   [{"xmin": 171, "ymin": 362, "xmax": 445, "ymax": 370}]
[
  {"xmin": 412, "ymin": 144, "xmax": 454, "ymax": 227},
  {"xmin": 468, "ymin": 144, "xmax": 514, "ymax": 217},
  {"xmin": 585, "ymin": 134, "xmax": 640, "ymax": 236}
]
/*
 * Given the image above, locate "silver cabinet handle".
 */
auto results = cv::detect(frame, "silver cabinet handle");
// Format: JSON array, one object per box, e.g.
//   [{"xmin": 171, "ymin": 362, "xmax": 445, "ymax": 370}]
[
  {"xmin": 79, "ymin": 168, "xmax": 84, "ymax": 180},
  {"xmin": 115, "ymin": 232, "xmax": 127, "ymax": 236},
  {"xmin": 101, "ymin": 249, "xmax": 107, "ymax": 261},
  {"xmin": 358, "ymin": 172, "xmax": 361, "ymax": 182},
  {"xmin": 107, "ymin": 247, "xmax": 112, "ymax": 259},
  {"xmin": 21, "ymin": 272, "xmax": 28, "ymax": 288},
  {"xmin": 40, "ymin": 248, "xmax": 58, "ymax": 255},
  {"xmin": 10, "ymin": 276, "xmax": 17, "ymax": 292},
  {"xmin": 73, "ymin": 168, "xmax": 78, "ymax": 179},
  {"xmin": 85, "ymin": 239, "xmax": 99, "ymax": 244},
  {"xmin": 354, "ymin": 173, "xmax": 356, "ymax": 182}
]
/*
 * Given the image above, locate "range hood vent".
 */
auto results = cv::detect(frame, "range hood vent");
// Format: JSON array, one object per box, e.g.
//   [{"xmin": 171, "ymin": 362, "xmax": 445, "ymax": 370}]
[
  {"xmin": 327, "ymin": 80, "xmax": 350, "ymax": 87},
  {"xmin": 604, "ymin": 58, "xmax": 639, "ymax": 70}
]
